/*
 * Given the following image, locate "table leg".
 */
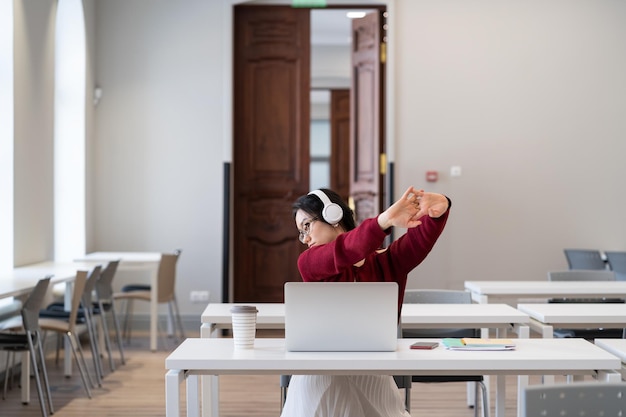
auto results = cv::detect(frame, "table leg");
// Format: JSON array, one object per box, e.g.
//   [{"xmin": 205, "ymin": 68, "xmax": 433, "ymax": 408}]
[
  {"xmin": 166, "ymin": 369, "xmax": 184, "ymax": 417},
  {"xmin": 200, "ymin": 323, "xmax": 219, "ymax": 417},
  {"xmin": 495, "ymin": 375, "xmax": 505, "ymax": 417},
  {"xmin": 150, "ymin": 266, "xmax": 158, "ymax": 352},
  {"xmin": 517, "ymin": 375, "xmax": 529, "ymax": 417},
  {"xmin": 188, "ymin": 374, "xmax": 200, "ymax": 417}
]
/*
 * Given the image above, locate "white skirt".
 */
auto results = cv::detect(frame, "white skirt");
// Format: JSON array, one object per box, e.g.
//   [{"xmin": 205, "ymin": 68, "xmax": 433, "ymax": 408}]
[{"xmin": 280, "ymin": 375, "xmax": 411, "ymax": 417}]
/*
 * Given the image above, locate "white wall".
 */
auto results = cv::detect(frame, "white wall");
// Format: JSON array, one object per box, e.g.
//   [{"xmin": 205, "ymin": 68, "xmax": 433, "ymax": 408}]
[
  {"xmin": 91, "ymin": 0, "xmax": 225, "ymax": 319},
  {"xmin": 395, "ymin": 0, "xmax": 626, "ymax": 288},
  {"xmin": 11, "ymin": 0, "xmax": 626, "ymax": 327}
]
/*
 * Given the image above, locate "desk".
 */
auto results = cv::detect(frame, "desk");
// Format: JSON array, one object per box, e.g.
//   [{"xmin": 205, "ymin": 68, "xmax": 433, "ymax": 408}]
[
  {"xmin": 75, "ymin": 252, "xmax": 161, "ymax": 351},
  {"xmin": 594, "ymin": 339, "xmax": 626, "ymax": 379},
  {"xmin": 517, "ymin": 303, "xmax": 626, "ymax": 338},
  {"xmin": 166, "ymin": 338, "xmax": 621, "ymax": 417},
  {"xmin": 200, "ymin": 302, "xmax": 531, "ymax": 417},
  {"xmin": 0, "ymin": 261, "xmax": 101, "ymax": 403},
  {"xmin": 464, "ymin": 281, "xmax": 626, "ymax": 304},
  {"xmin": 201, "ymin": 302, "xmax": 530, "ymax": 337}
]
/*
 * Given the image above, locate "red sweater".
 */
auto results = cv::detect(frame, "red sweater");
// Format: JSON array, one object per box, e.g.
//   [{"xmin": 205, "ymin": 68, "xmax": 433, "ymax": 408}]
[{"xmin": 297, "ymin": 210, "xmax": 449, "ymax": 314}]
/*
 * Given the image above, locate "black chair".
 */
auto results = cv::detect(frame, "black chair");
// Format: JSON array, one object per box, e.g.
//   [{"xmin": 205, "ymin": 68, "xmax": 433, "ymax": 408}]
[
  {"xmin": 605, "ymin": 251, "xmax": 626, "ymax": 281},
  {"xmin": 563, "ymin": 249, "xmax": 606, "ymax": 270},
  {"xmin": 0, "ymin": 277, "xmax": 54, "ymax": 417},
  {"xmin": 399, "ymin": 289, "xmax": 489, "ymax": 417},
  {"xmin": 548, "ymin": 270, "xmax": 624, "ymax": 339}
]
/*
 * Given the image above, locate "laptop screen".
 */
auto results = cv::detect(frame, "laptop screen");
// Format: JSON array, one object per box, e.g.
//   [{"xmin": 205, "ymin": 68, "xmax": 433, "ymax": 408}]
[{"xmin": 284, "ymin": 281, "xmax": 398, "ymax": 352}]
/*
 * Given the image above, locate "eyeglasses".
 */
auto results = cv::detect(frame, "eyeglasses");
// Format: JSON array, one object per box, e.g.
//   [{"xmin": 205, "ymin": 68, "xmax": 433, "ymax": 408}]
[{"xmin": 298, "ymin": 217, "xmax": 319, "ymax": 243}]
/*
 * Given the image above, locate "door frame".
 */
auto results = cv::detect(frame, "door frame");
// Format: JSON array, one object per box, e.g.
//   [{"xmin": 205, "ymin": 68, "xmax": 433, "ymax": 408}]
[{"xmin": 220, "ymin": 0, "xmax": 397, "ymax": 301}]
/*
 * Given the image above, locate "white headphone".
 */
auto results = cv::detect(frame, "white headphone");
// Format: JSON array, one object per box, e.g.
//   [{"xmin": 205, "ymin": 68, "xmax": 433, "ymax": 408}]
[{"xmin": 308, "ymin": 189, "xmax": 344, "ymax": 225}]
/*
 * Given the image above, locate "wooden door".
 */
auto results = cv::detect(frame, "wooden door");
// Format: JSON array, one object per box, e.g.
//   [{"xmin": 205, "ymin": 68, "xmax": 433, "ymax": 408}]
[
  {"xmin": 233, "ymin": 5, "xmax": 310, "ymax": 302},
  {"xmin": 330, "ymin": 89, "xmax": 350, "ymax": 203},
  {"xmin": 350, "ymin": 11, "xmax": 386, "ymax": 223}
]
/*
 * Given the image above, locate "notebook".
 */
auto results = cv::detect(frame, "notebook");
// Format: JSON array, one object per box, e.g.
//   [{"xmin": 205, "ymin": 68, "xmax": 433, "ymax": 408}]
[{"xmin": 284, "ymin": 281, "xmax": 398, "ymax": 352}]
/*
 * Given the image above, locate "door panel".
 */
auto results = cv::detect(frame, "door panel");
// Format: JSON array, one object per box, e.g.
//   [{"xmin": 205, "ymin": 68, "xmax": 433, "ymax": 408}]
[
  {"xmin": 330, "ymin": 89, "xmax": 350, "ymax": 203},
  {"xmin": 350, "ymin": 11, "xmax": 385, "ymax": 224},
  {"xmin": 233, "ymin": 6, "xmax": 310, "ymax": 302}
]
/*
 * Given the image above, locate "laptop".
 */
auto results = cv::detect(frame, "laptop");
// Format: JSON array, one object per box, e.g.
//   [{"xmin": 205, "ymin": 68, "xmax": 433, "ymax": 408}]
[{"xmin": 284, "ymin": 281, "xmax": 398, "ymax": 352}]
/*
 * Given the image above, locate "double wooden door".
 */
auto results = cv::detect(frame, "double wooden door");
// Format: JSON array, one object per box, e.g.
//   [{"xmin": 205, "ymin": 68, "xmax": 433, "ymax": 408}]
[{"xmin": 233, "ymin": 5, "xmax": 385, "ymax": 302}]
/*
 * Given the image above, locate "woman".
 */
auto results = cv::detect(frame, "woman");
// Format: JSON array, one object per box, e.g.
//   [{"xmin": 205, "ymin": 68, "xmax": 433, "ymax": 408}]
[{"xmin": 281, "ymin": 186, "xmax": 451, "ymax": 417}]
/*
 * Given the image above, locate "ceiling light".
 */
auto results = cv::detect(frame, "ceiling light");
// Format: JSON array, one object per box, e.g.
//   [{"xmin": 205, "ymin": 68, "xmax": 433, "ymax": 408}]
[{"xmin": 346, "ymin": 12, "xmax": 366, "ymax": 19}]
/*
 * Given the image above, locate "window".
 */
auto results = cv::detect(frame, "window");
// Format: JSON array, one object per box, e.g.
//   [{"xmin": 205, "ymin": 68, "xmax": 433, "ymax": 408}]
[
  {"xmin": 54, "ymin": 0, "xmax": 86, "ymax": 261},
  {"xmin": 0, "ymin": 0, "xmax": 13, "ymax": 303}
]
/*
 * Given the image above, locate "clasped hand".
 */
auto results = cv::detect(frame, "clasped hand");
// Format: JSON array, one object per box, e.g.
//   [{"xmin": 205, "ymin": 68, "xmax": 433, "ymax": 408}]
[{"xmin": 377, "ymin": 186, "xmax": 448, "ymax": 230}]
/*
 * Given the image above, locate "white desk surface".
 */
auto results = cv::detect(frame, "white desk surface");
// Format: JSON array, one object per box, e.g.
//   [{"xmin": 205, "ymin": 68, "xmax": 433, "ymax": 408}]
[
  {"xmin": 201, "ymin": 302, "xmax": 530, "ymax": 329},
  {"xmin": 518, "ymin": 303, "xmax": 626, "ymax": 325},
  {"xmin": 0, "ymin": 261, "xmax": 102, "ymax": 298},
  {"xmin": 595, "ymin": 339, "xmax": 626, "ymax": 362},
  {"xmin": 465, "ymin": 281, "xmax": 626, "ymax": 303},
  {"xmin": 166, "ymin": 337, "xmax": 622, "ymax": 417},
  {"xmin": 167, "ymin": 337, "xmax": 619, "ymax": 375}
]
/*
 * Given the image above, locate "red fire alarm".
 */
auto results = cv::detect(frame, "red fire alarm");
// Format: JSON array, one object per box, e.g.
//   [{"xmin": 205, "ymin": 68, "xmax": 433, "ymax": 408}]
[{"xmin": 426, "ymin": 171, "xmax": 438, "ymax": 182}]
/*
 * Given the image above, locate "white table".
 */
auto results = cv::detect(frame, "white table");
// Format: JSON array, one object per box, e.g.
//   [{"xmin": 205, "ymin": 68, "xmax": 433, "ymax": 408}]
[
  {"xmin": 75, "ymin": 252, "xmax": 161, "ymax": 351},
  {"xmin": 201, "ymin": 302, "xmax": 530, "ymax": 337},
  {"xmin": 166, "ymin": 337, "xmax": 621, "ymax": 417},
  {"xmin": 465, "ymin": 281, "xmax": 626, "ymax": 304},
  {"xmin": 0, "ymin": 261, "xmax": 102, "ymax": 403},
  {"xmin": 517, "ymin": 303, "xmax": 626, "ymax": 338},
  {"xmin": 595, "ymin": 339, "xmax": 626, "ymax": 379},
  {"xmin": 200, "ymin": 302, "xmax": 531, "ymax": 417}
]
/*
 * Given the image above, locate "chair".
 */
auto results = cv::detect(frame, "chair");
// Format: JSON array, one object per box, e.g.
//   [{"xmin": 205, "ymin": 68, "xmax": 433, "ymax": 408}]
[
  {"xmin": 521, "ymin": 382, "xmax": 626, "ymax": 417},
  {"xmin": 399, "ymin": 289, "xmax": 489, "ymax": 417},
  {"xmin": 548, "ymin": 270, "xmax": 624, "ymax": 338},
  {"xmin": 0, "ymin": 277, "xmax": 54, "ymax": 417},
  {"xmin": 113, "ymin": 250, "xmax": 185, "ymax": 347},
  {"xmin": 94, "ymin": 260, "xmax": 125, "ymax": 367},
  {"xmin": 563, "ymin": 249, "xmax": 606, "ymax": 270},
  {"xmin": 40, "ymin": 266, "xmax": 106, "ymax": 384},
  {"xmin": 605, "ymin": 251, "xmax": 626, "ymax": 281},
  {"xmin": 38, "ymin": 270, "xmax": 94, "ymax": 398}
]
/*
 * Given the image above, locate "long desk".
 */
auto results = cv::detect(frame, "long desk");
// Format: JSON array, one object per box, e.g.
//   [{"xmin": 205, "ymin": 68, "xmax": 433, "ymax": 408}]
[
  {"xmin": 0, "ymin": 261, "xmax": 102, "ymax": 403},
  {"xmin": 75, "ymin": 252, "xmax": 162, "ymax": 351},
  {"xmin": 517, "ymin": 303, "xmax": 626, "ymax": 338},
  {"xmin": 166, "ymin": 337, "xmax": 621, "ymax": 417},
  {"xmin": 464, "ymin": 281, "xmax": 626, "ymax": 304},
  {"xmin": 200, "ymin": 302, "xmax": 531, "ymax": 417},
  {"xmin": 201, "ymin": 302, "xmax": 530, "ymax": 337}
]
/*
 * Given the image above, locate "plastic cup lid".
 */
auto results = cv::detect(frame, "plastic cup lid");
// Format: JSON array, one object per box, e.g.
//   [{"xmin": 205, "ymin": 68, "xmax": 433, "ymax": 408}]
[{"xmin": 230, "ymin": 305, "xmax": 258, "ymax": 314}]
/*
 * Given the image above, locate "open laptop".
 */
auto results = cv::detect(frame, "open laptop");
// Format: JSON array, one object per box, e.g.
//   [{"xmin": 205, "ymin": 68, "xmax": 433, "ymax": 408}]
[{"xmin": 284, "ymin": 281, "xmax": 398, "ymax": 352}]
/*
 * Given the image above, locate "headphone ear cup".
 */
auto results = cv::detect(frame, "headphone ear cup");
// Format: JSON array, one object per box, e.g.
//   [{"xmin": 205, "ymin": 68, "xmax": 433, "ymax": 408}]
[
  {"xmin": 308, "ymin": 189, "xmax": 344, "ymax": 225},
  {"xmin": 322, "ymin": 202, "xmax": 343, "ymax": 224}
]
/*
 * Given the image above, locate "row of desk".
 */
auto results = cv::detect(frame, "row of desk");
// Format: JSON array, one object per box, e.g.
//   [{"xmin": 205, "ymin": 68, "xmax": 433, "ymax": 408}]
[
  {"xmin": 0, "ymin": 252, "xmax": 162, "ymax": 404},
  {"xmin": 167, "ymin": 280, "xmax": 626, "ymax": 417}
]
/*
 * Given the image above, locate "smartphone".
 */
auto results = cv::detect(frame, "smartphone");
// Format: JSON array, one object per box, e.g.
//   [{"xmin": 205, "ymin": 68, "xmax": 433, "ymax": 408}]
[{"xmin": 410, "ymin": 342, "xmax": 439, "ymax": 350}]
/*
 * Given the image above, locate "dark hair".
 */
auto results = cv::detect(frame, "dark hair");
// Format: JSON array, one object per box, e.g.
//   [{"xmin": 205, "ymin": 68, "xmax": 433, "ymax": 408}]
[{"xmin": 292, "ymin": 188, "xmax": 356, "ymax": 231}]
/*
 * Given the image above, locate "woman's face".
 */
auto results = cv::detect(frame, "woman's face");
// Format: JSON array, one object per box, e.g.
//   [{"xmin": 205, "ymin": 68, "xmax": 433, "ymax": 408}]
[{"xmin": 294, "ymin": 209, "xmax": 343, "ymax": 248}]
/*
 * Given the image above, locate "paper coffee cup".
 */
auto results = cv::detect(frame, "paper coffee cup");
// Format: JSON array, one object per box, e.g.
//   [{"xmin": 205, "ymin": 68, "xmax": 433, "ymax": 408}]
[{"xmin": 231, "ymin": 305, "xmax": 258, "ymax": 349}]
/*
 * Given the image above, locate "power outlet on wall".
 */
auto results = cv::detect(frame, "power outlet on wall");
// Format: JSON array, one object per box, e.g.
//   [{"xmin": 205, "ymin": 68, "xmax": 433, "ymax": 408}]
[{"xmin": 190, "ymin": 290, "xmax": 210, "ymax": 303}]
